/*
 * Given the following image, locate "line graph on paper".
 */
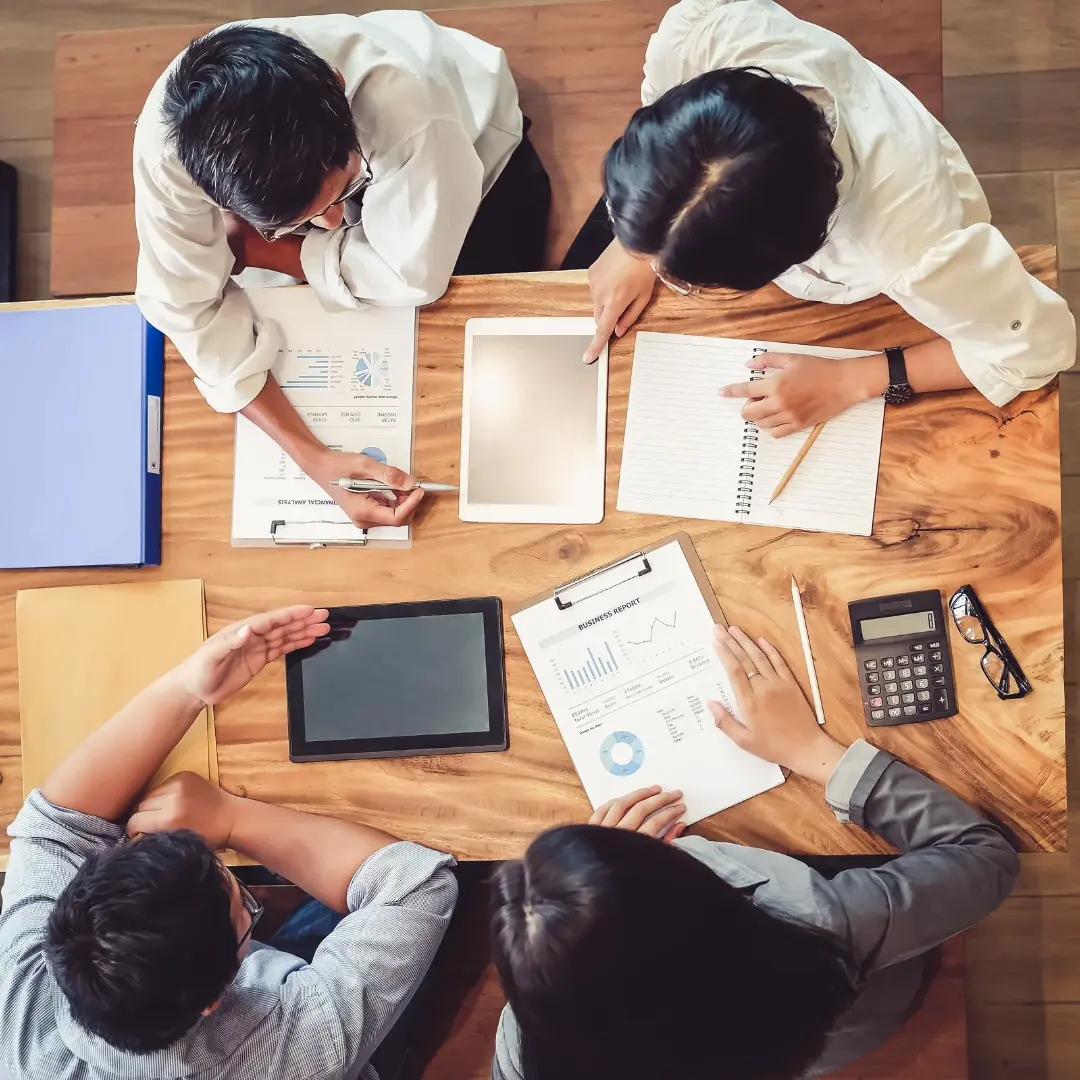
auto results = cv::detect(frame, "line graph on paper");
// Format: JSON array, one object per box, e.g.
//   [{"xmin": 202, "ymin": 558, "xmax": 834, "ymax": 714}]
[{"xmin": 624, "ymin": 613, "xmax": 678, "ymax": 646}]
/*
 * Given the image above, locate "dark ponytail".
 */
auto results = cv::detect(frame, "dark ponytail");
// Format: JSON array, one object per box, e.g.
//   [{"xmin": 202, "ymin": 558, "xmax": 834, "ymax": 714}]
[{"xmin": 491, "ymin": 825, "xmax": 857, "ymax": 1080}]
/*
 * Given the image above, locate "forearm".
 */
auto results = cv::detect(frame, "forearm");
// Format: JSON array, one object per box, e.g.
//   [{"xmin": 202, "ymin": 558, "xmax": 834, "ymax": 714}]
[
  {"xmin": 41, "ymin": 672, "xmax": 202, "ymax": 821},
  {"xmin": 226, "ymin": 796, "xmax": 399, "ymax": 912},
  {"xmin": 847, "ymin": 338, "xmax": 974, "ymax": 399},
  {"xmin": 241, "ymin": 375, "xmax": 328, "ymax": 473},
  {"xmin": 242, "ymin": 233, "xmax": 306, "ymax": 279}
]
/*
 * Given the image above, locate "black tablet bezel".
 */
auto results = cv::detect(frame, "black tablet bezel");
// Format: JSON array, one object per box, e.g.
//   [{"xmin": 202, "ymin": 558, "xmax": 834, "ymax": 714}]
[{"xmin": 285, "ymin": 596, "xmax": 508, "ymax": 761}]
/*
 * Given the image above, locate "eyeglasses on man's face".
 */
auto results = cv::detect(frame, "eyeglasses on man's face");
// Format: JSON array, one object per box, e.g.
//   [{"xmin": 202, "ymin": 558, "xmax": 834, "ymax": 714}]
[
  {"xmin": 235, "ymin": 878, "xmax": 264, "ymax": 949},
  {"xmin": 255, "ymin": 151, "xmax": 373, "ymax": 243}
]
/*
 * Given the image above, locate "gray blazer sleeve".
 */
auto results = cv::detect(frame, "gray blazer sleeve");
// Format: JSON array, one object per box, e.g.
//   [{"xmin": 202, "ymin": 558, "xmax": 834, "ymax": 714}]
[{"xmin": 822, "ymin": 739, "xmax": 1020, "ymax": 973}]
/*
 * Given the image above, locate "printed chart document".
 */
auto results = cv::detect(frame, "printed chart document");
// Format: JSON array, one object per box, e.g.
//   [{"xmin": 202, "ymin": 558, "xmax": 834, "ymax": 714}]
[
  {"xmin": 618, "ymin": 332, "xmax": 885, "ymax": 536},
  {"xmin": 511, "ymin": 538, "xmax": 784, "ymax": 823},
  {"xmin": 232, "ymin": 286, "xmax": 417, "ymax": 546}
]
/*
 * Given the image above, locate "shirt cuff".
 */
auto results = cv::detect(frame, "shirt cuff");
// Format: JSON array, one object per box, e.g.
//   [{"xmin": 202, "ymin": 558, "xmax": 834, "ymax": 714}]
[
  {"xmin": 345, "ymin": 840, "xmax": 457, "ymax": 914},
  {"xmin": 824, "ymin": 739, "xmax": 895, "ymax": 825},
  {"xmin": 301, "ymin": 227, "xmax": 362, "ymax": 314},
  {"xmin": 10, "ymin": 790, "xmax": 126, "ymax": 849}
]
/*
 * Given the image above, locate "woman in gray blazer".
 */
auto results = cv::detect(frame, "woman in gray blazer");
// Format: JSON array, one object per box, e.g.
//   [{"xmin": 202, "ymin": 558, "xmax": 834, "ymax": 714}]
[{"xmin": 490, "ymin": 624, "xmax": 1019, "ymax": 1080}]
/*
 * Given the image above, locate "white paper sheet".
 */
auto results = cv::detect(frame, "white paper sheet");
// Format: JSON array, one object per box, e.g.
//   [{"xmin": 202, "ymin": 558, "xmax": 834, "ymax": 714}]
[
  {"xmin": 617, "ymin": 332, "xmax": 885, "ymax": 537},
  {"xmin": 511, "ymin": 538, "xmax": 784, "ymax": 823},
  {"xmin": 231, "ymin": 287, "xmax": 417, "ymax": 546}
]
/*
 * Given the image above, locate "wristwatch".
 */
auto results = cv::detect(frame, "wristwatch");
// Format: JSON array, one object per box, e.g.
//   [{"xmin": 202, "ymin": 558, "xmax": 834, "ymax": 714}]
[{"xmin": 883, "ymin": 346, "xmax": 914, "ymax": 405}]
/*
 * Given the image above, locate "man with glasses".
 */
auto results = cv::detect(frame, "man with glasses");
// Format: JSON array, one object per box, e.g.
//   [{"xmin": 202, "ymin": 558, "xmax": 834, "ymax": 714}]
[
  {"xmin": 134, "ymin": 14, "xmax": 550, "ymax": 529},
  {"xmin": 0, "ymin": 606, "xmax": 458, "ymax": 1080}
]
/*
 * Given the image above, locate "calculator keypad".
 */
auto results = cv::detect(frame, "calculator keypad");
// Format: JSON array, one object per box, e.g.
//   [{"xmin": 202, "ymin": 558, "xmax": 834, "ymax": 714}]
[{"xmin": 859, "ymin": 640, "xmax": 955, "ymax": 727}]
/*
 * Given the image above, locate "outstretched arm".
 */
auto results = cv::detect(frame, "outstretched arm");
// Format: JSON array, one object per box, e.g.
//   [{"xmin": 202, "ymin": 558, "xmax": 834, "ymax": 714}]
[{"xmin": 40, "ymin": 606, "xmax": 329, "ymax": 822}]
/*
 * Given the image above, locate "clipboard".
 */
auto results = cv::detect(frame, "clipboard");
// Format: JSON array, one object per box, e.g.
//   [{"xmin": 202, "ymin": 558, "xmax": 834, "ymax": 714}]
[{"xmin": 508, "ymin": 532, "xmax": 726, "ymax": 626}]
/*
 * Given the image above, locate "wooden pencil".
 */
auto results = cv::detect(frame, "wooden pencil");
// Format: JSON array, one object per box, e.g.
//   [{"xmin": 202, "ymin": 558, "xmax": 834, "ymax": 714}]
[{"xmin": 769, "ymin": 421, "xmax": 826, "ymax": 503}]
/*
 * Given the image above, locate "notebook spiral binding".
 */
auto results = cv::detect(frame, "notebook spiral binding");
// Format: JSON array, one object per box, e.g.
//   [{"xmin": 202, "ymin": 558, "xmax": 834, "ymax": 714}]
[{"xmin": 735, "ymin": 347, "xmax": 767, "ymax": 515}]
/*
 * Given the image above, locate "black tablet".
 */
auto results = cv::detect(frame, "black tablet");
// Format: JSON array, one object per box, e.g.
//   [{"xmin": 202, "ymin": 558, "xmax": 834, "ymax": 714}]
[{"xmin": 285, "ymin": 597, "xmax": 508, "ymax": 762}]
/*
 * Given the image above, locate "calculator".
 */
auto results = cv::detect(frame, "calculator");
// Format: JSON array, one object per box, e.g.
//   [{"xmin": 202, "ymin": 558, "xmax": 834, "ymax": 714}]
[{"xmin": 848, "ymin": 590, "xmax": 958, "ymax": 727}]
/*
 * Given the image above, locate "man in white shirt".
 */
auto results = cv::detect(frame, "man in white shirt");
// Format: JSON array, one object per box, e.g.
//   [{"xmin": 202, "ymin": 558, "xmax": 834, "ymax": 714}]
[
  {"xmin": 135, "ymin": 13, "xmax": 549, "ymax": 525},
  {"xmin": 574, "ymin": 0, "xmax": 1075, "ymax": 431}
]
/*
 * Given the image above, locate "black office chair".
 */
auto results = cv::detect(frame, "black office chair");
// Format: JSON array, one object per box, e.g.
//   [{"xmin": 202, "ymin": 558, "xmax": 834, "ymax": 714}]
[{"xmin": 0, "ymin": 159, "xmax": 16, "ymax": 303}]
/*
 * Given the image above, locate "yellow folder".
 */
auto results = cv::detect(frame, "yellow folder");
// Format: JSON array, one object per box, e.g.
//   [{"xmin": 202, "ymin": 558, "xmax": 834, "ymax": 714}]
[{"xmin": 16, "ymin": 579, "xmax": 218, "ymax": 798}]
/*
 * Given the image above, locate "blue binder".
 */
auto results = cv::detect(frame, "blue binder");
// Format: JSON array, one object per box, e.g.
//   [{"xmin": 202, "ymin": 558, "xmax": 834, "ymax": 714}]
[{"xmin": 0, "ymin": 301, "xmax": 164, "ymax": 568}]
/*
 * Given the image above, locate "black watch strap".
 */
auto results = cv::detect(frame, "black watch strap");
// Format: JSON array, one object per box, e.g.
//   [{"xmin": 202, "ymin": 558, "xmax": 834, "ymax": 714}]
[{"xmin": 884, "ymin": 346, "xmax": 914, "ymax": 405}]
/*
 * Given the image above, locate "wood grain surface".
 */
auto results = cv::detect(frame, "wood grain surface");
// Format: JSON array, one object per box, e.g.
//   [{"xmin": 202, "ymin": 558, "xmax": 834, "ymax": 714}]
[
  {"xmin": 48, "ymin": 0, "xmax": 942, "ymax": 296},
  {"xmin": 0, "ymin": 248, "xmax": 1064, "ymax": 859}
]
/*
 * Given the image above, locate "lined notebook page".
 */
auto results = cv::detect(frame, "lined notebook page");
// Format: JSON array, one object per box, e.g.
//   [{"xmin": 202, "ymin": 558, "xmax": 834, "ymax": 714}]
[{"xmin": 617, "ymin": 332, "xmax": 884, "ymax": 537}]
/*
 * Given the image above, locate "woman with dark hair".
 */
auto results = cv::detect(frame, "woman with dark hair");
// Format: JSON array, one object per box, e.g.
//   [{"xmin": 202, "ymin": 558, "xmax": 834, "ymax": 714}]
[
  {"xmin": 573, "ymin": 0, "xmax": 1074, "ymax": 438},
  {"xmin": 490, "ymin": 624, "xmax": 1019, "ymax": 1080}
]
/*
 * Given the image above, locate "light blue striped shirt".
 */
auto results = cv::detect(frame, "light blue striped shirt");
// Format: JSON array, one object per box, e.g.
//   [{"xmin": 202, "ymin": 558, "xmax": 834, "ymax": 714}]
[{"xmin": 0, "ymin": 791, "xmax": 457, "ymax": 1080}]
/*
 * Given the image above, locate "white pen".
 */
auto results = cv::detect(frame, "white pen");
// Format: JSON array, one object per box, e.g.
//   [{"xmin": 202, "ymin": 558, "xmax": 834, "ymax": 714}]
[
  {"xmin": 791, "ymin": 576, "xmax": 826, "ymax": 726},
  {"xmin": 330, "ymin": 478, "xmax": 459, "ymax": 494}
]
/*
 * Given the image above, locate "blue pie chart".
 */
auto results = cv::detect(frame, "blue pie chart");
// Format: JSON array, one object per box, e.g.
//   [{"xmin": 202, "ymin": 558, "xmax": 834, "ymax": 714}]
[
  {"xmin": 600, "ymin": 731, "xmax": 645, "ymax": 777},
  {"xmin": 361, "ymin": 446, "xmax": 387, "ymax": 464}
]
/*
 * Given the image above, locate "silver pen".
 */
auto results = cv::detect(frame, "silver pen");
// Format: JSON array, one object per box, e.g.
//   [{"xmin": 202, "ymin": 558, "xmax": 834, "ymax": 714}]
[{"xmin": 330, "ymin": 478, "xmax": 459, "ymax": 494}]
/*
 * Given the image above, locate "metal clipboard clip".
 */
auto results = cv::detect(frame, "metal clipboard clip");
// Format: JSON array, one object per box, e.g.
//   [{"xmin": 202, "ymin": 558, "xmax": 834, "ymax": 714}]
[
  {"xmin": 554, "ymin": 551, "xmax": 652, "ymax": 610},
  {"xmin": 270, "ymin": 520, "xmax": 368, "ymax": 549}
]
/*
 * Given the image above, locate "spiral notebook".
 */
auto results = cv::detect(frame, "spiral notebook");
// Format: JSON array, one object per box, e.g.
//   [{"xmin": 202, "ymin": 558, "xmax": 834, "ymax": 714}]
[{"xmin": 617, "ymin": 332, "xmax": 885, "ymax": 536}]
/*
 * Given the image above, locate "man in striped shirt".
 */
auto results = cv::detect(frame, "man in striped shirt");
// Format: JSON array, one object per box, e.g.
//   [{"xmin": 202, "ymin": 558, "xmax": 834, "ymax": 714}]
[{"xmin": 0, "ymin": 606, "xmax": 457, "ymax": 1080}]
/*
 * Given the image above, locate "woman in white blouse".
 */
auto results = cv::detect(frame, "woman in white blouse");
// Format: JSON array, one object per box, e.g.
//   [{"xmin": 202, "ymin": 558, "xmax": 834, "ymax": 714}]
[
  {"xmin": 576, "ymin": 0, "xmax": 1075, "ymax": 431},
  {"xmin": 134, "ymin": 13, "xmax": 549, "ymax": 528}
]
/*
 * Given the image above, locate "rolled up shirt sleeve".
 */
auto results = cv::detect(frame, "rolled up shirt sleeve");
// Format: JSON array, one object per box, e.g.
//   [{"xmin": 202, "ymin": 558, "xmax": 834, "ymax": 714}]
[
  {"xmin": 301, "ymin": 119, "xmax": 485, "ymax": 312},
  {"xmin": 888, "ymin": 223, "xmax": 1076, "ymax": 404},
  {"xmin": 1, "ymin": 791, "xmax": 123, "ymax": 968},
  {"xmin": 134, "ymin": 151, "xmax": 282, "ymax": 413},
  {"xmin": 301, "ymin": 840, "xmax": 458, "ymax": 1074}
]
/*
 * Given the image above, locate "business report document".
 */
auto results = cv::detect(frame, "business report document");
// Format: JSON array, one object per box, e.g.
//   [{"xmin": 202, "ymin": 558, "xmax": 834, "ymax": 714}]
[
  {"xmin": 232, "ymin": 286, "xmax": 416, "ymax": 546},
  {"xmin": 511, "ymin": 538, "xmax": 784, "ymax": 823}
]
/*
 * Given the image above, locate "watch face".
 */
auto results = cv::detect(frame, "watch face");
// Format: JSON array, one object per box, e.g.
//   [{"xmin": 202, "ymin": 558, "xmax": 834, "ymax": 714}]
[{"xmin": 884, "ymin": 383, "xmax": 915, "ymax": 405}]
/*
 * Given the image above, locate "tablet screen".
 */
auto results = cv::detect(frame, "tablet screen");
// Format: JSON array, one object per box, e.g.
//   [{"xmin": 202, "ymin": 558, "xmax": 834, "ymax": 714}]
[
  {"xmin": 302, "ymin": 613, "xmax": 490, "ymax": 741},
  {"xmin": 286, "ymin": 598, "xmax": 508, "ymax": 760},
  {"xmin": 461, "ymin": 320, "xmax": 607, "ymax": 524}
]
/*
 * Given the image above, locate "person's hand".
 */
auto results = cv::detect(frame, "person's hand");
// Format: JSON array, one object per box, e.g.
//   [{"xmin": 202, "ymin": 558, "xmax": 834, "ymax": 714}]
[
  {"xmin": 589, "ymin": 785, "xmax": 688, "ymax": 842},
  {"xmin": 583, "ymin": 238, "xmax": 658, "ymax": 364},
  {"xmin": 126, "ymin": 772, "xmax": 239, "ymax": 850},
  {"xmin": 719, "ymin": 352, "xmax": 886, "ymax": 437},
  {"xmin": 307, "ymin": 449, "xmax": 425, "ymax": 529},
  {"xmin": 708, "ymin": 625, "xmax": 847, "ymax": 785},
  {"xmin": 173, "ymin": 605, "xmax": 330, "ymax": 708}
]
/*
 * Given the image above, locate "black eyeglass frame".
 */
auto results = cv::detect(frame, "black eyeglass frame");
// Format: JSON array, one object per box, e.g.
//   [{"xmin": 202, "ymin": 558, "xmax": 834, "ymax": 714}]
[
  {"xmin": 255, "ymin": 150, "xmax": 373, "ymax": 243},
  {"xmin": 948, "ymin": 584, "xmax": 1031, "ymax": 700},
  {"xmin": 235, "ymin": 878, "xmax": 265, "ymax": 948}
]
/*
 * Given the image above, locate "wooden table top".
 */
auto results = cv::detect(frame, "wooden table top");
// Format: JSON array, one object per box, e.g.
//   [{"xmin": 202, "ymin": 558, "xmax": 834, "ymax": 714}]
[{"xmin": 0, "ymin": 252, "xmax": 1065, "ymax": 858}]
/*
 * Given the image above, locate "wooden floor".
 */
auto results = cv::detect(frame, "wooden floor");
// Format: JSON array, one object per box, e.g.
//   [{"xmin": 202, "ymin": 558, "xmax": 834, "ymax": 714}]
[{"xmin": 1, "ymin": 0, "xmax": 1077, "ymax": 1076}]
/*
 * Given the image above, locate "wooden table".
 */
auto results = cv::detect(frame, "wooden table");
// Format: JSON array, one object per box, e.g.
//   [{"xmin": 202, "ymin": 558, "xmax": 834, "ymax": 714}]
[
  {"xmin": 49, "ymin": 0, "xmax": 942, "ymax": 296},
  {"xmin": 0, "ymin": 254, "xmax": 1065, "ymax": 858}
]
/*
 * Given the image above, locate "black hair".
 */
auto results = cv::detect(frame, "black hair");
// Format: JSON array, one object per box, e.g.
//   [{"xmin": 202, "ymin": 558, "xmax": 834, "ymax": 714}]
[
  {"xmin": 603, "ymin": 67, "xmax": 843, "ymax": 291},
  {"xmin": 490, "ymin": 826, "xmax": 857, "ymax": 1080},
  {"xmin": 162, "ymin": 24, "xmax": 360, "ymax": 227},
  {"xmin": 45, "ymin": 830, "xmax": 239, "ymax": 1053}
]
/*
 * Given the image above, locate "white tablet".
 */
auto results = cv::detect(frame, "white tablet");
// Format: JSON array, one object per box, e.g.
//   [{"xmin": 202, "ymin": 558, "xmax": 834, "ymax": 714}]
[{"xmin": 460, "ymin": 317, "xmax": 609, "ymax": 524}]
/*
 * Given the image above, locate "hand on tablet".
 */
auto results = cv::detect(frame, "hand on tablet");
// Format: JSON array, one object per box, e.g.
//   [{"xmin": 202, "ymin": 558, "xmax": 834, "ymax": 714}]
[
  {"xmin": 589, "ymin": 786, "xmax": 688, "ymax": 842},
  {"xmin": 583, "ymin": 238, "xmax": 658, "ymax": 363},
  {"xmin": 309, "ymin": 449, "xmax": 425, "ymax": 528},
  {"xmin": 174, "ymin": 605, "xmax": 330, "ymax": 708},
  {"xmin": 708, "ymin": 625, "xmax": 845, "ymax": 786}
]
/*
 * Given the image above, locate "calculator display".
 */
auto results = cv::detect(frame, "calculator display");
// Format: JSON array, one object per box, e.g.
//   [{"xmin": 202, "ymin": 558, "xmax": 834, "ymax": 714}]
[{"xmin": 860, "ymin": 610, "xmax": 936, "ymax": 641}]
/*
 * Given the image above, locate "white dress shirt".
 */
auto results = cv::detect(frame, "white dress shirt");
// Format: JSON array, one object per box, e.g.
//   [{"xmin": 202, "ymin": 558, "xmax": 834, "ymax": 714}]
[
  {"xmin": 642, "ymin": 0, "xmax": 1076, "ymax": 404},
  {"xmin": 134, "ymin": 12, "xmax": 522, "ymax": 413}
]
